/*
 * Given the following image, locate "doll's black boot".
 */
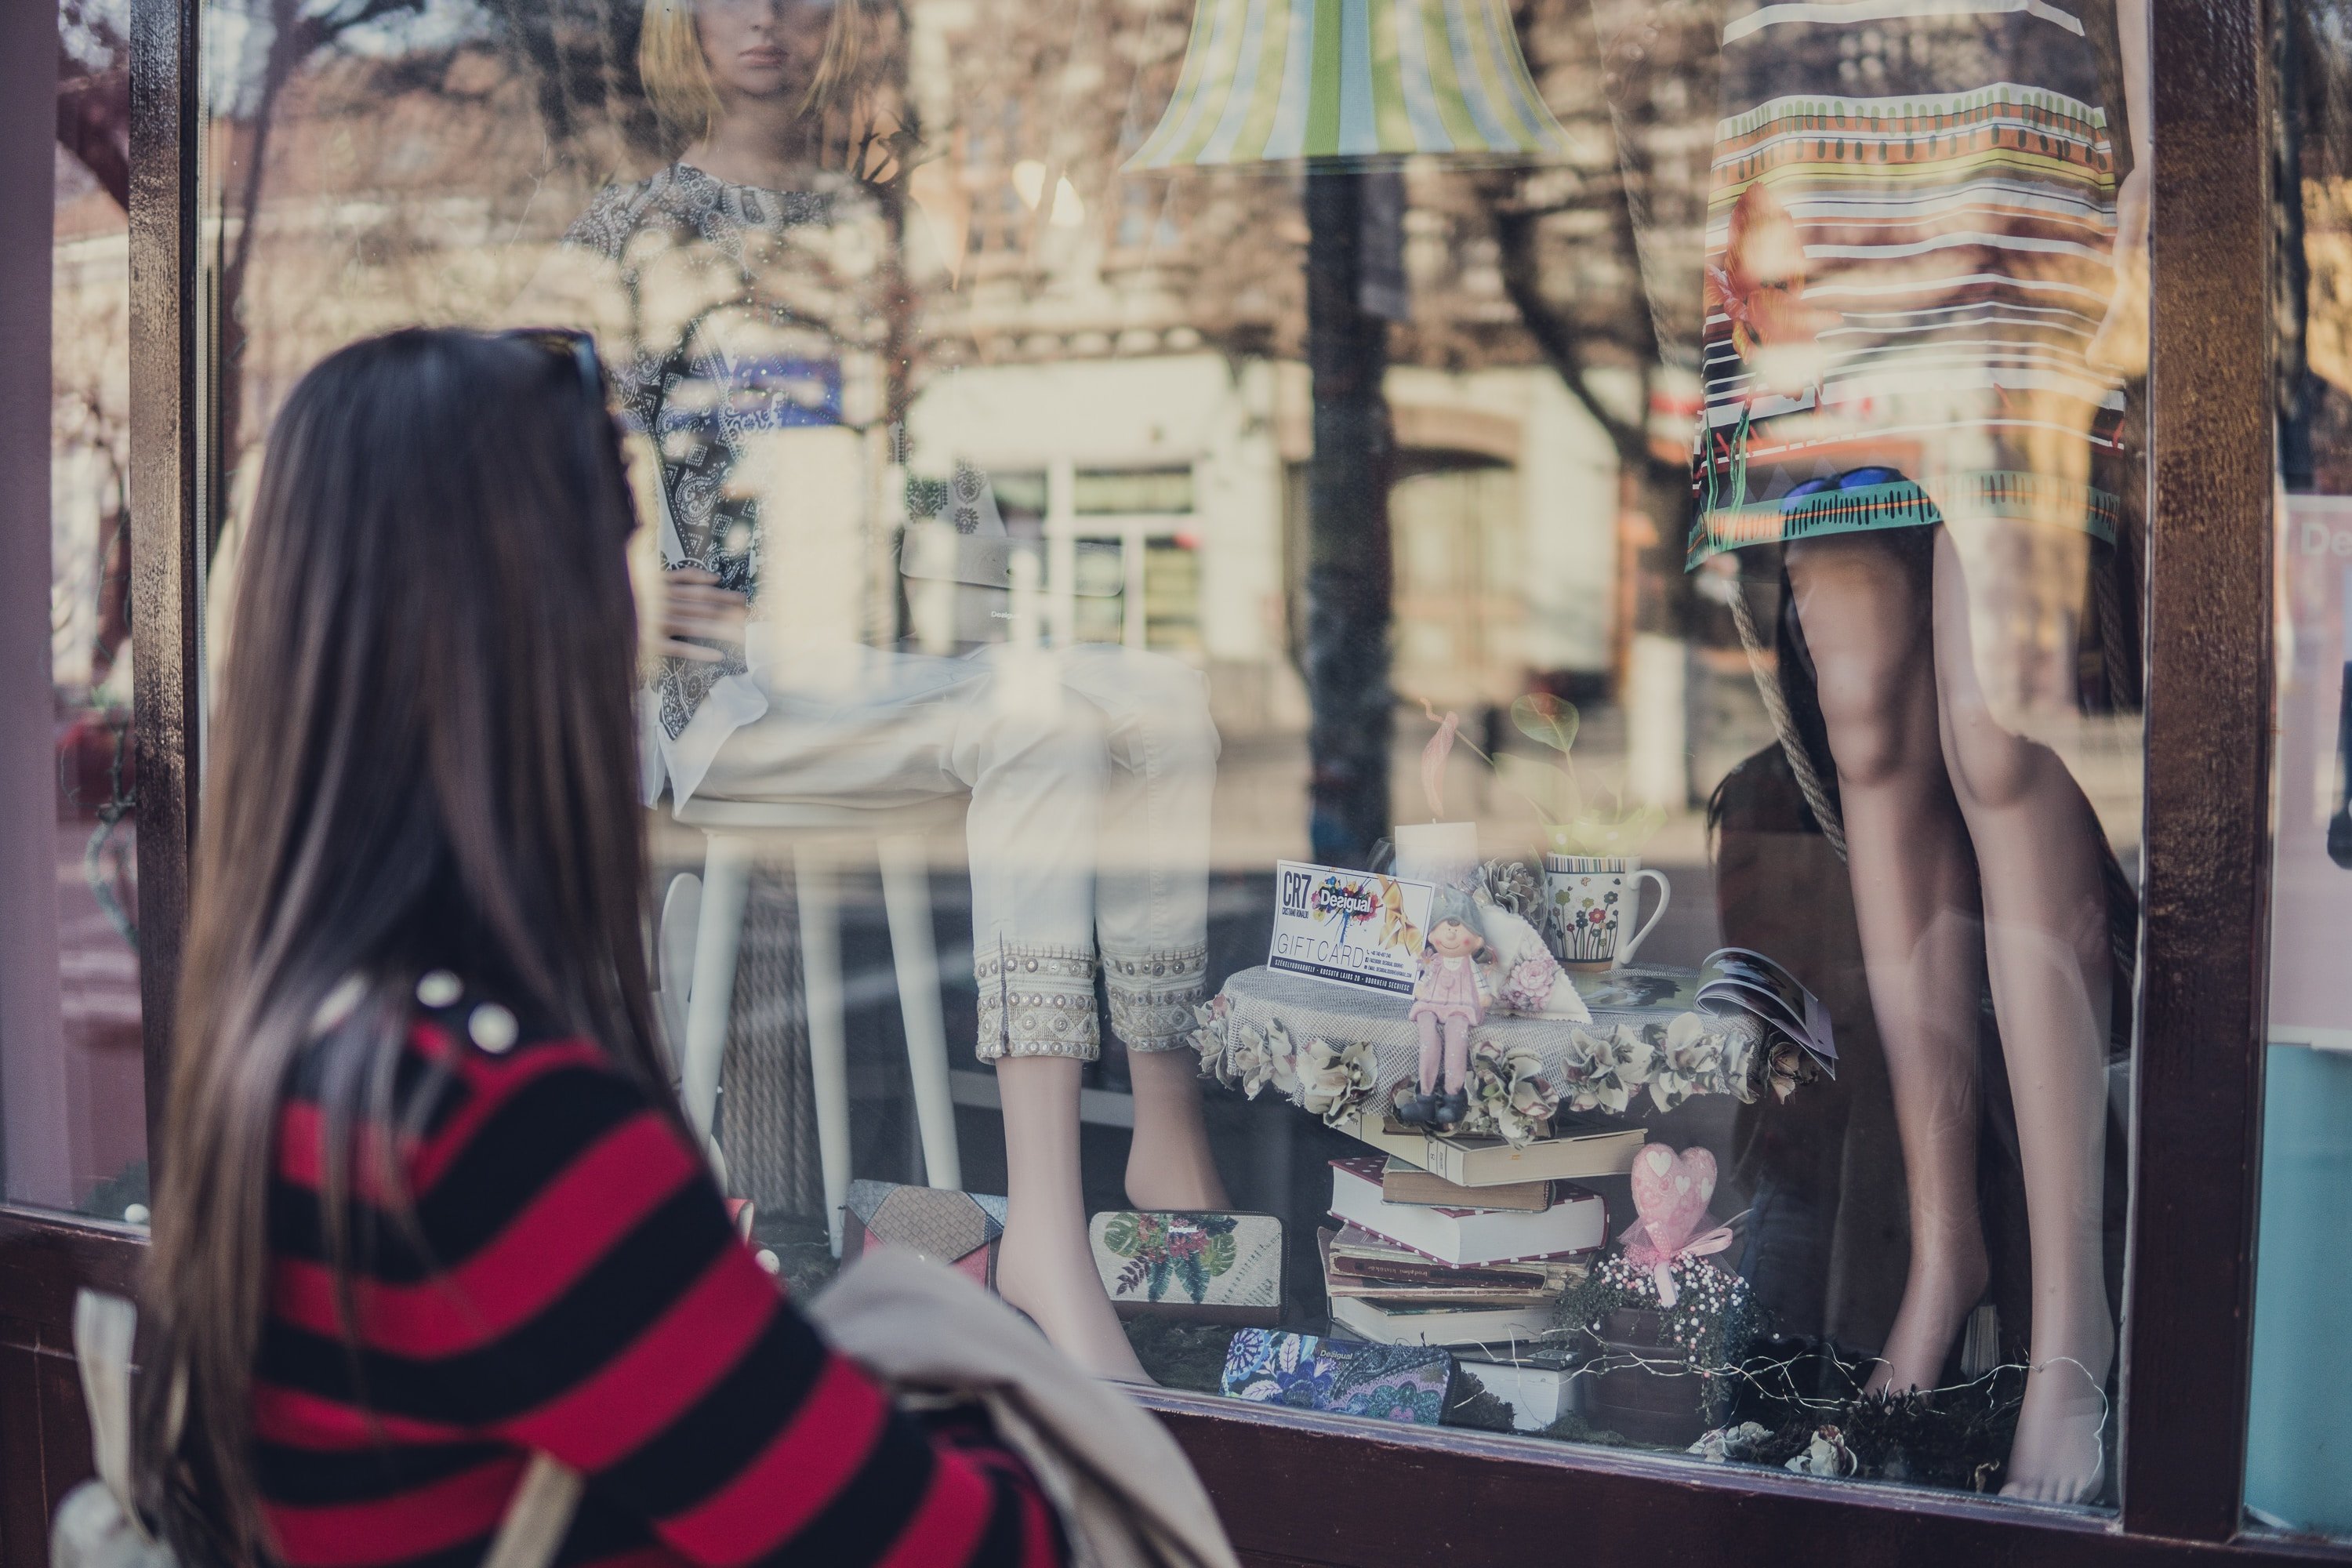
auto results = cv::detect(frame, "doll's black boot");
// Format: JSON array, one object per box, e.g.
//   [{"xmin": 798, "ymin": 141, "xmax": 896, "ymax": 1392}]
[{"xmin": 1395, "ymin": 1091, "xmax": 1439, "ymax": 1127}]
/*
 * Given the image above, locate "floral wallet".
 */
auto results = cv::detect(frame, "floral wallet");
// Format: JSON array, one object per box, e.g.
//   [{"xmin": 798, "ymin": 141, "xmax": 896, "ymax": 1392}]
[
  {"xmin": 1219, "ymin": 1329, "xmax": 1454, "ymax": 1425},
  {"xmin": 1087, "ymin": 1210, "xmax": 1286, "ymax": 1326}
]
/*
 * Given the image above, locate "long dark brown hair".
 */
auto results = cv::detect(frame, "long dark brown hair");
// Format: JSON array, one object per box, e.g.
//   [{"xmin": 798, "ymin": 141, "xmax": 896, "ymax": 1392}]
[{"xmin": 138, "ymin": 328, "xmax": 670, "ymax": 1563}]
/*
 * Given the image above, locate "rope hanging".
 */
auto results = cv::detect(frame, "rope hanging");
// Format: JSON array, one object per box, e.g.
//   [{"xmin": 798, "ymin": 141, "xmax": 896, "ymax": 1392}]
[{"xmin": 1726, "ymin": 578, "xmax": 1849, "ymax": 862}]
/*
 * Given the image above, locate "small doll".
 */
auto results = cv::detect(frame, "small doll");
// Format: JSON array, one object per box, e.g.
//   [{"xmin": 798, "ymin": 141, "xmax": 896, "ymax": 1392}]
[{"xmin": 1398, "ymin": 891, "xmax": 1496, "ymax": 1129}]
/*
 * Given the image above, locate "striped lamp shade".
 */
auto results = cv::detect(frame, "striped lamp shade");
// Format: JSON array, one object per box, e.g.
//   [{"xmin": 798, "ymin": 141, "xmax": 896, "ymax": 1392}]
[{"xmin": 1124, "ymin": 0, "xmax": 1571, "ymax": 168}]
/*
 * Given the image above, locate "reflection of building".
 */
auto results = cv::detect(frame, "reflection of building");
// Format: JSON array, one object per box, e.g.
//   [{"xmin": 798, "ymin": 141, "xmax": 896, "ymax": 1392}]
[
  {"xmin": 197, "ymin": 21, "xmax": 1635, "ymax": 847},
  {"xmin": 904, "ymin": 354, "xmax": 1616, "ymax": 710},
  {"xmin": 201, "ymin": 11, "xmax": 1629, "ymax": 753},
  {"xmin": 891, "ymin": 1, "xmax": 1621, "ymax": 731}
]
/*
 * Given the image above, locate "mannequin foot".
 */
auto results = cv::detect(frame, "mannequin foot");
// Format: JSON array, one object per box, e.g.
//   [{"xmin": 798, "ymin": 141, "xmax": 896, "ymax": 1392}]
[
  {"xmin": 1123, "ymin": 1047, "xmax": 1231, "ymax": 1210},
  {"xmin": 2002, "ymin": 1316, "xmax": 2115, "ymax": 1504},
  {"xmin": 1864, "ymin": 1235, "xmax": 1990, "ymax": 1396},
  {"xmin": 1124, "ymin": 1161, "xmax": 1229, "ymax": 1211},
  {"xmin": 996, "ymin": 1214, "xmax": 1153, "ymax": 1383},
  {"xmin": 1432, "ymin": 1088, "xmax": 1469, "ymax": 1128}
]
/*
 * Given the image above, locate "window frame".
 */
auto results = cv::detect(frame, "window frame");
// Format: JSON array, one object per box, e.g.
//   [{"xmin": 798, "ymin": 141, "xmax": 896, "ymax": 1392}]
[{"xmin": 0, "ymin": 2, "xmax": 2299, "ymax": 1563}]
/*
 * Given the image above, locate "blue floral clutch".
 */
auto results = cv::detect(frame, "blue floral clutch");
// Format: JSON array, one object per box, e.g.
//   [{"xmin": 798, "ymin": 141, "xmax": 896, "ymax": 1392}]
[{"xmin": 1218, "ymin": 1329, "xmax": 1454, "ymax": 1425}]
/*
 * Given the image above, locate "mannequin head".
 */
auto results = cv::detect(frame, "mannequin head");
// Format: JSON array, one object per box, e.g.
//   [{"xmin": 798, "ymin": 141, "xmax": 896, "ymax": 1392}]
[{"xmin": 639, "ymin": 0, "xmax": 866, "ymax": 145}]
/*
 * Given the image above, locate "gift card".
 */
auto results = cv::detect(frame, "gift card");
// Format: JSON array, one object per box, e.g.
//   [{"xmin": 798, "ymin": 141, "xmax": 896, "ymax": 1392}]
[{"xmin": 1269, "ymin": 861, "xmax": 1436, "ymax": 998}]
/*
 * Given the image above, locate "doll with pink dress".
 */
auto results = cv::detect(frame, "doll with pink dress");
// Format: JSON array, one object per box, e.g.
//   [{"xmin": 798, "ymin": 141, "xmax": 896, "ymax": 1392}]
[{"xmin": 1397, "ymin": 893, "xmax": 1497, "ymax": 1129}]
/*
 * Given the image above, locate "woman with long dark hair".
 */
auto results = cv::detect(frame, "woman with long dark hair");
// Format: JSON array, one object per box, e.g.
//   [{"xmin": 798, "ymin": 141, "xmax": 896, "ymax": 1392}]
[{"xmin": 136, "ymin": 328, "xmax": 1066, "ymax": 1568}]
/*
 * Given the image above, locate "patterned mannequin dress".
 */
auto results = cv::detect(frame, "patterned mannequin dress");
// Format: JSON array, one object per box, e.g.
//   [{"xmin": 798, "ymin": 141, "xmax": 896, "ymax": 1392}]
[{"xmin": 1687, "ymin": 0, "xmax": 2129, "ymax": 568}]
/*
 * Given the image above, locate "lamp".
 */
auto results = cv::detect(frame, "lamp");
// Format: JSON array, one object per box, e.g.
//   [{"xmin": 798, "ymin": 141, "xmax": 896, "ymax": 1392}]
[{"xmin": 1125, "ymin": 0, "xmax": 1570, "ymax": 169}]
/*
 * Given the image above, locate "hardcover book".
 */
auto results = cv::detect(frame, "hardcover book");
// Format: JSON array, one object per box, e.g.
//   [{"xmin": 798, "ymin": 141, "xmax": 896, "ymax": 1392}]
[
  {"xmin": 1381, "ymin": 1156, "xmax": 1552, "ymax": 1213},
  {"xmin": 1323, "ymin": 1225, "xmax": 1587, "ymax": 1305},
  {"xmin": 1329, "ymin": 1157, "xmax": 1606, "ymax": 1265},
  {"xmin": 1344, "ymin": 1113, "xmax": 1648, "ymax": 1187},
  {"xmin": 1329, "ymin": 1294, "xmax": 1560, "ymax": 1349}
]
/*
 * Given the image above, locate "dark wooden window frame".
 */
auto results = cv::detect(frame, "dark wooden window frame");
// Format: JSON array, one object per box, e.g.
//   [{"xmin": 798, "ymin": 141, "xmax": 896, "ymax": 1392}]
[{"xmin": 1, "ymin": 3, "xmax": 2318, "ymax": 1566}]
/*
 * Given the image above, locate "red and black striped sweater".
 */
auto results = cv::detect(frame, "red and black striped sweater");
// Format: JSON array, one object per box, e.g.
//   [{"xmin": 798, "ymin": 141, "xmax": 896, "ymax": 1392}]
[{"xmin": 253, "ymin": 983, "xmax": 1065, "ymax": 1568}]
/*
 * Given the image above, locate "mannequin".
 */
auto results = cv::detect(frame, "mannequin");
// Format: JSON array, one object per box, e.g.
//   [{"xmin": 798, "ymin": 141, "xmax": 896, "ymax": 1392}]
[
  {"xmin": 555, "ymin": 0, "xmax": 1228, "ymax": 1382},
  {"xmin": 1690, "ymin": 0, "xmax": 2151, "ymax": 1503}
]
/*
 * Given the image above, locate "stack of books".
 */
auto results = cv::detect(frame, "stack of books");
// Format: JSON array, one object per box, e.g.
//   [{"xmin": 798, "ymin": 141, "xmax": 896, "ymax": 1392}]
[{"xmin": 1320, "ymin": 1155, "xmax": 1606, "ymax": 1348}]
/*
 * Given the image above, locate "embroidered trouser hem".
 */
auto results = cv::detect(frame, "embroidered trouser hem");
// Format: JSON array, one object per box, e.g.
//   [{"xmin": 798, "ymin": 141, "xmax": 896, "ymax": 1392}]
[
  {"xmin": 1105, "ymin": 943, "xmax": 1210, "ymax": 1053},
  {"xmin": 975, "ymin": 945, "xmax": 1100, "ymax": 1062}
]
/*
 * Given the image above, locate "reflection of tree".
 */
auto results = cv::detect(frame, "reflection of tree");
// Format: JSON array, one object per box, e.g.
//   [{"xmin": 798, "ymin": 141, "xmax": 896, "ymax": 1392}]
[
  {"xmin": 54, "ymin": 4, "xmax": 133, "ymax": 694},
  {"xmin": 2279, "ymin": 0, "xmax": 2352, "ymax": 489},
  {"xmin": 209, "ymin": 0, "xmax": 434, "ymax": 529},
  {"xmin": 1483, "ymin": 0, "xmax": 1722, "ymax": 661},
  {"xmin": 53, "ymin": 279, "xmax": 132, "ymax": 692},
  {"xmin": 57, "ymin": 1, "xmax": 129, "ymax": 208},
  {"xmin": 54, "ymin": 8, "xmax": 140, "ymax": 948}
]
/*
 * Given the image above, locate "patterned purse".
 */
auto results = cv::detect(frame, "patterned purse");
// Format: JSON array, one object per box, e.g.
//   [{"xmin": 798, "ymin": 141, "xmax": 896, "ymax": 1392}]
[
  {"xmin": 1218, "ymin": 1329, "xmax": 1454, "ymax": 1426},
  {"xmin": 1088, "ymin": 1211, "xmax": 1285, "ymax": 1326}
]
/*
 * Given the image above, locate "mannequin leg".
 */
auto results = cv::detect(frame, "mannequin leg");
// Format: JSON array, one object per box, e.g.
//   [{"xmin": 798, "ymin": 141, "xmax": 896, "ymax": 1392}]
[
  {"xmin": 1124, "ymin": 1047, "xmax": 1230, "ymax": 1210},
  {"xmin": 956, "ymin": 668, "xmax": 1142, "ymax": 1377},
  {"xmin": 1065, "ymin": 646, "xmax": 1230, "ymax": 1217},
  {"xmin": 993, "ymin": 1056, "xmax": 1151, "ymax": 1382},
  {"xmin": 1931, "ymin": 529, "xmax": 2114, "ymax": 1502},
  {"xmin": 1788, "ymin": 533, "xmax": 1991, "ymax": 1396}
]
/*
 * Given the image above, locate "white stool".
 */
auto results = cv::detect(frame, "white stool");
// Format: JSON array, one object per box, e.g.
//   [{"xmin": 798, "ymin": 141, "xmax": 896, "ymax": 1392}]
[{"xmin": 664, "ymin": 795, "xmax": 967, "ymax": 1255}]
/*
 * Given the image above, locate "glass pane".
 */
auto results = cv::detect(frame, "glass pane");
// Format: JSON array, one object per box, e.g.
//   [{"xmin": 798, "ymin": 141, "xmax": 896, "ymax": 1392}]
[
  {"xmin": 196, "ymin": 0, "xmax": 2149, "ymax": 1505},
  {"xmin": 2251, "ymin": 0, "xmax": 2352, "ymax": 1541},
  {"xmin": 3, "ymin": 1, "xmax": 146, "ymax": 1221}
]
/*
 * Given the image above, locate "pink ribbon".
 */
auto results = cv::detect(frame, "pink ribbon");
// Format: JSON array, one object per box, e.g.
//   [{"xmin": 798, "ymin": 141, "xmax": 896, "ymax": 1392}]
[{"xmin": 1618, "ymin": 1218, "xmax": 1736, "ymax": 1309}]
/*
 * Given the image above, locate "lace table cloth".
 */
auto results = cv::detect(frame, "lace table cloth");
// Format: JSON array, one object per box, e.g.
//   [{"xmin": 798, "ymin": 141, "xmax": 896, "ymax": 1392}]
[{"xmin": 1192, "ymin": 965, "xmax": 1808, "ymax": 1143}]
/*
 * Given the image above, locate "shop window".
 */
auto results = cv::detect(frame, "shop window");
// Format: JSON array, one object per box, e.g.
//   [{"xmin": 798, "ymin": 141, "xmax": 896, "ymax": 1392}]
[
  {"xmin": 191, "ymin": 0, "xmax": 2155, "ymax": 1510},
  {"xmin": 2, "ymin": 0, "xmax": 145, "ymax": 1223},
  {"xmin": 1074, "ymin": 466, "xmax": 1194, "ymax": 515}
]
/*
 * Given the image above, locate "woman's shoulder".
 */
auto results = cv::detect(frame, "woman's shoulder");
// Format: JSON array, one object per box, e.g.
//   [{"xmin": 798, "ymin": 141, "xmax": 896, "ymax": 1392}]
[
  {"xmin": 283, "ymin": 972, "xmax": 662, "ymax": 1183},
  {"xmin": 270, "ymin": 978, "xmax": 706, "ymax": 1334},
  {"xmin": 562, "ymin": 162, "xmax": 755, "ymax": 256}
]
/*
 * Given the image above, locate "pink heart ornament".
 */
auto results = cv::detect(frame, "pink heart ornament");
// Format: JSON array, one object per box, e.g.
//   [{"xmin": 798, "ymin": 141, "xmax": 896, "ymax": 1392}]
[{"xmin": 1630, "ymin": 1142, "xmax": 1716, "ymax": 1257}]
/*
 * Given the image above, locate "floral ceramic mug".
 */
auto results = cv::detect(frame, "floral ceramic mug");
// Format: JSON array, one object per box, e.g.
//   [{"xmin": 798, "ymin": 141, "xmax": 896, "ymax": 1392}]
[{"xmin": 1544, "ymin": 855, "xmax": 1671, "ymax": 969}]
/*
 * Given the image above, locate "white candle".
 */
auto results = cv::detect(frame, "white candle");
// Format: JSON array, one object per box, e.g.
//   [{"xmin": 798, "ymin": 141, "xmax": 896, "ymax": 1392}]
[{"xmin": 1393, "ymin": 821, "xmax": 1479, "ymax": 886}]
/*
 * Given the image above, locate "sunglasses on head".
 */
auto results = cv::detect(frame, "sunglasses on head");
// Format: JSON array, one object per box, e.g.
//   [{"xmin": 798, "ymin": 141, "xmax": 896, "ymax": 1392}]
[{"xmin": 501, "ymin": 326, "xmax": 606, "ymax": 408}]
